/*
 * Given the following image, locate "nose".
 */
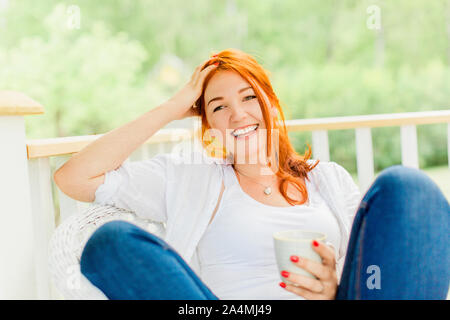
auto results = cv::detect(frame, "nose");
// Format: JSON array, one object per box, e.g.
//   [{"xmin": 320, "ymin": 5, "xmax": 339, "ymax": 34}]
[{"xmin": 229, "ymin": 104, "xmax": 248, "ymax": 123}]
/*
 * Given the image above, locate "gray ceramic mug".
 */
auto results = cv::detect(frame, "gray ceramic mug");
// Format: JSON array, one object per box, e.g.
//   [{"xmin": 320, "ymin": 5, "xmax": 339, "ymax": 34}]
[{"xmin": 273, "ymin": 229, "xmax": 327, "ymax": 284}]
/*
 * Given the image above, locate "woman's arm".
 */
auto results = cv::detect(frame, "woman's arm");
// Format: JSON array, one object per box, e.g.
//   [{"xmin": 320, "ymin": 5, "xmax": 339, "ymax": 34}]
[
  {"xmin": 54, "ymin": 102, "xmax": 178, "ymax": 202},
  {"xmin": 54, "ymin": 59, "xmax": 218, "ymax": 203}
]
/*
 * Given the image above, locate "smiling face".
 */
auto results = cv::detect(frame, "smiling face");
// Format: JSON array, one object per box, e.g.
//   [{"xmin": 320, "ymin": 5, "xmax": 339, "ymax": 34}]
[{"xmin": 203, "ymin": 70, "xmax": 277, "ymax": 164}]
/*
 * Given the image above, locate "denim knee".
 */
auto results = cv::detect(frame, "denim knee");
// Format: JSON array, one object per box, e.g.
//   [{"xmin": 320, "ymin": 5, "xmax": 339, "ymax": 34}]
[
  {"xmin": 84, "ymin": 220, "xmax": 138, "ymax": 250},
  {"xmin": 371, "ymin": 165, "xmax": 434, "ymax": 197},
  {"xmin": 362, "ymin": 164, "xmax": 449, "ymax": 222},
  {"xmin": 80, "ymin": 220, "xmax": 139, "ymax": 273}
]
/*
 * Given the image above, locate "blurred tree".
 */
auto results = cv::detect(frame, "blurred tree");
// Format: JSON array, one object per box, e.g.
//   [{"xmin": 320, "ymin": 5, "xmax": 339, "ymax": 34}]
[{"xmin": 0, "ymin": 4, "xmax": 150, "ymax": 137}]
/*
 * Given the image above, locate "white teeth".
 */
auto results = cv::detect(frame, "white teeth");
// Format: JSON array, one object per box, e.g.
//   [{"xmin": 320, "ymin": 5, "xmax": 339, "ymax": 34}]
[{"xmin": 232, "ymin": 124, "xmax": 258, "ymax": 137}]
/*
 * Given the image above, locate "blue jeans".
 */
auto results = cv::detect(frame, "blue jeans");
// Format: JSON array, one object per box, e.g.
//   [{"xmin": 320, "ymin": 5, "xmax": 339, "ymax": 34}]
[{"xmin": 80, "ymin": 165, "xmax": 450, "ymax": 299}]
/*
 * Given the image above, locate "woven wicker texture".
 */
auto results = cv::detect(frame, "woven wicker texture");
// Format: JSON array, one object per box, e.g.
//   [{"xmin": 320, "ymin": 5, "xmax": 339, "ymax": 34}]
[{"xmin": 48, "ymin": 204, "xmax": 165, "ymax": 299}]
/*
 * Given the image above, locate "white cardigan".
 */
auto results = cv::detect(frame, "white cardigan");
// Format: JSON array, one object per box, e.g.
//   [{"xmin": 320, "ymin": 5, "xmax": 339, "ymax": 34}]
[{"xmin": 94, "ymin": 150, "xmax": 363, "ymax": 282}]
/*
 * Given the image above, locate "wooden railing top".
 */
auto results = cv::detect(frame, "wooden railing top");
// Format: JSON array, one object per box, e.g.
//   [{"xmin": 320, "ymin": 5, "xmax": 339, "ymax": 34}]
[
  {"xmin": 26, "ymin": 110, "xmax": 450, "ymax": 159},
  {"xmin": 286, "ymin": 110, "xmax": 450, "ymax": 131},
  {"xmin": 0, "ymin": 91, "xmax": 44, "ymax": 116}
]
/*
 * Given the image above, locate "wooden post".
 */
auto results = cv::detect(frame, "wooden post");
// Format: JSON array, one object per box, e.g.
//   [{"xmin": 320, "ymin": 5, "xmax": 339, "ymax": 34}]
[
  {"xmin": 401, "ymin": 125, "xmax": 419, "ymax": 169},
  {"xmin": 355, "ymin": 127, "xmax": 375, "ymax": 194},
  {"xmin": 0, "ymin": 91, "xmax": 44, "ymax": 299},
  {"xmin": 312, "ymin": 130, "xmax": 330, "ymax": 162}
]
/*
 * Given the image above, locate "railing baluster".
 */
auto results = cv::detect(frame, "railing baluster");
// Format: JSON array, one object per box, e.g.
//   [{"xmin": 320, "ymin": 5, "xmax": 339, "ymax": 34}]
[
  {"xmin": 355, "ymin": 127, "xmax": 375, "ymax": 193},
  {"xmin": 130, "ymin": 144, "xmax": 148, "ymax": 161},
  {"xmin": 400, "ymin": 125, "xmax": 419, "ymax": 169},
  {"xmin": 28, "ymin": 157, "xmax": 56, "ymax": 299},
  {"xmin": 157, "ymin": 142, "xmax": 166, "ymax": 155},
  {"xmin": 141, "ymin": 143, "xmax": 150, "ymax": 159},
  {"xmin": 311, "ymin": 130, "xmax": 330, "ymax": 161}
]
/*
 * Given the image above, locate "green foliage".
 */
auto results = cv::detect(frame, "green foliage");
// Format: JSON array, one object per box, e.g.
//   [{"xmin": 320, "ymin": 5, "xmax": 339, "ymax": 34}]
[
  {"xmin": 0, "ymin": 4, "xmax": 152, "ymax": 137},
  {"xmin": 0, "ymin": 0, "xmax": 449, "ymax": 171}
]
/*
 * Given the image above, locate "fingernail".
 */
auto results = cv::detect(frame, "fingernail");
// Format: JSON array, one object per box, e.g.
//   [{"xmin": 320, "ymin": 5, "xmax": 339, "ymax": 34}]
[
  {"xmin": 279, "ymin": 282, "xmax": 286, "ymax": 288},
  {"xmin": 290, "ymin": 255, "xmax": 299, "ymax": 263},
  {"xmin": 313, "ymin": 240, "xmax": 319, "ymax": 247},
  {"xmin": 281, "ymin": 270, "xmax": 290, "ymax": 278},
  {"xmin": 213, "ymin": 62, "xmax": 219, "ymax": 66},
  {"xmin": 212, "ymin": 54, "xmax": 218, "ymax": 57}
]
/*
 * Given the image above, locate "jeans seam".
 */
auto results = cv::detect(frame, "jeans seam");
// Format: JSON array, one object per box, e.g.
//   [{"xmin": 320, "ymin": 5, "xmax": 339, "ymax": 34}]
[
  {"xmin": 352, "ymin": 199, "xmax": 370, "ymax": 300},
  {"xmin": 355, "ymin": 216, "xmax": 367, "ymax": 300}
]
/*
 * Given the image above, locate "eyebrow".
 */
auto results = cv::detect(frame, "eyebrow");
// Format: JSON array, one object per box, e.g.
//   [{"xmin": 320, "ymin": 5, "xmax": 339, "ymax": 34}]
[{"xmin": 207, "ymin": 86, "xmax": 253, "ymax": 107}]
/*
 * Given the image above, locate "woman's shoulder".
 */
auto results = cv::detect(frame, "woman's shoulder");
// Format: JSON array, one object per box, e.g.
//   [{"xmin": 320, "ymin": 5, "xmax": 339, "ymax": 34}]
[
  {"xmin": 311, "ymin": 159, "xmax": 361, "ymax": 200},
  {"xmin": 306, "ymin": 159, "xmax": 349, "ymax": 174},
  {"xmin": 306, "ymin": 159, "xmax": 356, "ymax": 189}
]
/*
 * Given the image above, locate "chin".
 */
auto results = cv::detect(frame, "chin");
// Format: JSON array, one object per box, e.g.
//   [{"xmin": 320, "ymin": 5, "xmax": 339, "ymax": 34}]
[{"xmin": 231, "ymin": 145, "xmax": 265, "ymax": 165}]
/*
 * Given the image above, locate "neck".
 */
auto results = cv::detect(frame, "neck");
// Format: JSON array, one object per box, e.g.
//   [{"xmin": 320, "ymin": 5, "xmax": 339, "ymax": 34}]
[{"xmin": 232, "ymin": 151, "xmax": 278, "ymax": 180}]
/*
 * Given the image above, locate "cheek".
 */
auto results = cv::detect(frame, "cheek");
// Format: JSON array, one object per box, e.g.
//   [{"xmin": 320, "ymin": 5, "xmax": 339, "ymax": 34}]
[
  {"xmin": 249, "ymin": 101, "xmax": 264, "ymax": 119},
  {"xmin": 208, "ymin": 113, "xmax": 229, "ymax": 136}
]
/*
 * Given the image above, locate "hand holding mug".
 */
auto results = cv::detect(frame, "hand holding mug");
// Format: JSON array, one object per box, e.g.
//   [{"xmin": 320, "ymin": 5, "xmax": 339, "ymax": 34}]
[{"xmin": 279, "ymin": 240, "xmax": 338, "ymax": 300}]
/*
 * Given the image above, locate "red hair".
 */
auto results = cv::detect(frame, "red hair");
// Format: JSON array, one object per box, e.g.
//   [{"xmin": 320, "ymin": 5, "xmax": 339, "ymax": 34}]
[{"xmin": 196, "ymin": 48, "xmax": 319, "ymax": 206}]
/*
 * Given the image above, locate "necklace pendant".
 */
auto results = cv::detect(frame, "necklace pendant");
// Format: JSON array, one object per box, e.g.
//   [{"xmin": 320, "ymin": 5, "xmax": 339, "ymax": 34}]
[{"xmin": 264, "ymin": 187, "xmax": 272, "ymax": 195}]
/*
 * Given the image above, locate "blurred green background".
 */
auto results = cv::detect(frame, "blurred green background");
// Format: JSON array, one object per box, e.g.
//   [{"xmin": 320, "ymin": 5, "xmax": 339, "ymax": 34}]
[{"xmin": 1, "ymin": 0, "xmax": 449, "ymax": 177}]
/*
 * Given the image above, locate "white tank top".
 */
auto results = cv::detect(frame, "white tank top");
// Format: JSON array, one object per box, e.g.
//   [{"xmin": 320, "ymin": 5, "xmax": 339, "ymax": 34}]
[{"xmin": 196, "ymin": 164, "xmax": 341, "ymax": 300}]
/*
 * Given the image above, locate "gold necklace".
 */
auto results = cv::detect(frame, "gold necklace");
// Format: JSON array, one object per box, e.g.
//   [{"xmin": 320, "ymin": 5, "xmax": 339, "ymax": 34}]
[{"xmin": 233, "ymin": 166, "xmax": 275, "ymax": 196}]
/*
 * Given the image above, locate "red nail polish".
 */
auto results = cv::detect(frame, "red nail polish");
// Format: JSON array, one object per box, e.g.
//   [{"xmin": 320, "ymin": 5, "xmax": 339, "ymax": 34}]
[
  {"xmin": 279, "ymin": 282, "xmax": 286, "ymax": 288},
  {"xmin": 281, "ymin": 271, "xmax": 290, "ymax": 278},
  {"xmin": 212, "ymin": 54, "xmax": 218, "ymax": 57},
  {"xmin": 214, "ymin": 62, "xmax": 219, "ymax": 66},
  {"xmin": 313, "ymin": 240, "xmax": 319, "ymax": 247},
  {"xmin": 290, "ymin": 255, "xmax": 299, "ymax": 263}
]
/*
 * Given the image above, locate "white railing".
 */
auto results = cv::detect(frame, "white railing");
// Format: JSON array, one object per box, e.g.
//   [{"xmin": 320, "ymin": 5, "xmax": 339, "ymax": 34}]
[
  {"xmin": 287, "ymin": 110, "xmax": 450, "ymax": 192},
  {"xmin": 1, "ymin": 91, "xmax": 449, "ymax": 299}
]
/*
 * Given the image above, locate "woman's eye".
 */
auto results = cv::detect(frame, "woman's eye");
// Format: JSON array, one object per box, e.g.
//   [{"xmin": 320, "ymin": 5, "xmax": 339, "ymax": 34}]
[
  {"xmin": 213, "ymin": 96, "xmax": 256, "ymax": 112},
  {"xmin": 213, "ymin": 106, "xmax": 224, "ymax": 112}
]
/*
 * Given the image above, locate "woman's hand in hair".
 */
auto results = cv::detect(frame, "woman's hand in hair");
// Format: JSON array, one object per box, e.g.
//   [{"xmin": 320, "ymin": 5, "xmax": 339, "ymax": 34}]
[
  {"xmin": 166, "ymin": 59, "xmax": 218, "ymax": 120},
  {"xmin": 279, "ymin": 240, "xmax": 338, "ymax": 300}
]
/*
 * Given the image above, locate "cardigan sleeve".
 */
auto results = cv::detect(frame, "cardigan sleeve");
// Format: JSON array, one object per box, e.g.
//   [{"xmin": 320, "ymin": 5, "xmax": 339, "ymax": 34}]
[
  {"xmin": 331, "ymin": 162, "xmax": 362, "ymax": 228},
  {"xmin": 93, "ymin": 153, "xmax": 174, "ymax": 223}
]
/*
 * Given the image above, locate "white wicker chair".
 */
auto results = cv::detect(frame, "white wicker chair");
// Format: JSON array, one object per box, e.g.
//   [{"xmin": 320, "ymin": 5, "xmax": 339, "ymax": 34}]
[{"xmin": 48, "ymin": 204, "xmax": 166, "ymax": 300}]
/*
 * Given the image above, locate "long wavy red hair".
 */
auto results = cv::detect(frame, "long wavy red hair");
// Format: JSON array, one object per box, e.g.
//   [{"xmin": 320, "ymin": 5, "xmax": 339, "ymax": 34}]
[{"xmin": 195, "ymin": 48, "xmax": 319, "ymax": 206}]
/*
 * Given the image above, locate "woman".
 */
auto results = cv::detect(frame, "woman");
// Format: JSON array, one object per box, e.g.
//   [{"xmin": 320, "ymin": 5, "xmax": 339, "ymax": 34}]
[{"xmin": 54, "ymin": 48, "xmax": 449, "ymax": 300}]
